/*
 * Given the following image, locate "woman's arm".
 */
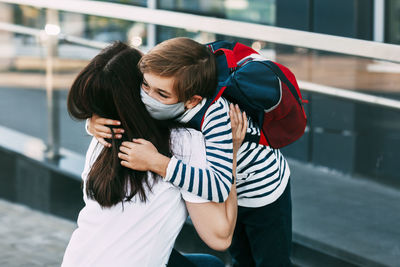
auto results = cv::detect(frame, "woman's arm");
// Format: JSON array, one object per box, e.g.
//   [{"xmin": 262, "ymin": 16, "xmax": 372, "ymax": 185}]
[
  {"xmin": 185, "ymin": 104, "xmax": 246, "ymax": 251},
  {"xmin": 184, "ymin": 188, "xmax": 236, "ymax": 251}
]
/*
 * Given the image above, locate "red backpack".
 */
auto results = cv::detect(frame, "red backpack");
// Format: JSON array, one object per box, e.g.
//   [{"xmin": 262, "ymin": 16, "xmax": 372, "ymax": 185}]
[{"xmin": 187, "ymin": 41, "xmax": 307, "ymax": 148}]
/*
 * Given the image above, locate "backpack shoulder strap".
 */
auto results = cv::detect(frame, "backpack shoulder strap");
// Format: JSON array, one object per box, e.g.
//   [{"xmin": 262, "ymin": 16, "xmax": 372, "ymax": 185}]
[{"xmin": 262, "ymin": 61, "xmax": 303, "ymax": 106}]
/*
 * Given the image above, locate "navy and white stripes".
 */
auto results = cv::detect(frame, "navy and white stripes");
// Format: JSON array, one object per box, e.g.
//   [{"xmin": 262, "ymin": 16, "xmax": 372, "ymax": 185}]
[
  {"xmin": 165, "ymin": 99, "xmax": 233, "ymax": 203},
  {"xmin": 234, "ymin": 116, "xmax": 290, "ymax": 207},
  {"xmin": 165, "ymin": 97, "xmax": 290, "ymax": 207}
]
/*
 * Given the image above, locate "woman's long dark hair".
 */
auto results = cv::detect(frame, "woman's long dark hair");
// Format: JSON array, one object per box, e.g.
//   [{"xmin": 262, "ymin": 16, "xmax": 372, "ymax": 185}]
[{"xmin": 67, "ymin": 41, "xmax": 170, "ymax": 207}]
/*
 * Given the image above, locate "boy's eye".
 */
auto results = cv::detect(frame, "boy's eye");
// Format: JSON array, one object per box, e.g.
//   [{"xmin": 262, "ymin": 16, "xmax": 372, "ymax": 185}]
[
  {"xmin": 142, "ymin": 82, "xmax": 149, "ymax": 88},
  {"xmin": 158, "ymin": 92, "xmax": 168, "ymax": 98}
]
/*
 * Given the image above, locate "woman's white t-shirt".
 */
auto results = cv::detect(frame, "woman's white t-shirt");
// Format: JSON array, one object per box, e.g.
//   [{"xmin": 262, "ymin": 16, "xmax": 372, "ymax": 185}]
[{"xmin": 62, "ymin": 128, "xmax": 208, "ymax": 267}]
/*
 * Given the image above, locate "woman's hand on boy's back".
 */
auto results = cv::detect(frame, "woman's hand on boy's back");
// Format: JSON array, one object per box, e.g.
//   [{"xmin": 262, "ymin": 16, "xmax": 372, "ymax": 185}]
[
  {"xmin": 229, "ymin": 104, "xmax": 247, "ymax": 156},
  {"xmin": 118, "ymin": 139, "xmax": 170, "ymax": 177},
  {"xmin": 88, "ymin": 114, "xmax": 124, "ymax": 147}
]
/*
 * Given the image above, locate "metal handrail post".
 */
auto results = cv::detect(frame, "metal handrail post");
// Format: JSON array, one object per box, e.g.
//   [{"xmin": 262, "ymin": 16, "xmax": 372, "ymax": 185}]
[
  {"xmin": 147, "ymin": 0, "xmax": 156, "ymax": 48},
  {"xmin": 373, "ymin": 0, "xmax": 385, "ymax": 42},
  {"xmin": 44, "ymin": 9, "xmax": 60, "ymax": 160}
]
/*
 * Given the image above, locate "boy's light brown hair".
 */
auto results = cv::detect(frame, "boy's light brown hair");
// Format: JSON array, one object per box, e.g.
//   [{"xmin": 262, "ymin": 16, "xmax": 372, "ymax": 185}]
[{"xmin": 139, "ymin": 37, "xmax": 217, "ymax": 101}]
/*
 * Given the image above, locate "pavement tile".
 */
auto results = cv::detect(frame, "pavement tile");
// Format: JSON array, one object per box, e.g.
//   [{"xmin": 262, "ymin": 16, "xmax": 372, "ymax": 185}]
[{"xmin": 0, "ymin": 199, "xmax": 75, "ymax": 267}]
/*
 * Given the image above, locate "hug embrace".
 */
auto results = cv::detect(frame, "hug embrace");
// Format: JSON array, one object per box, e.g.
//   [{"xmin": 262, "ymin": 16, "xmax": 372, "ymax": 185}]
[{"xmin": 63, "ymin": 37, "xmax": 293, "ymax": 267}]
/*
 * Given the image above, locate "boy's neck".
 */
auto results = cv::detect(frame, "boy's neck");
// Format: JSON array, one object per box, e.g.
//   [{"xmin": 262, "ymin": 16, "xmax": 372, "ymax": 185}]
[{"xmin": 176, "ymin": 98, "xmax": 207, "ymax": 123}]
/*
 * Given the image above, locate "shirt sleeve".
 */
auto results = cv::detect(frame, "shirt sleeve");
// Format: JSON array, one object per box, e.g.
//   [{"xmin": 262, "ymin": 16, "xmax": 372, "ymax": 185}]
[
  {"xmin": 85, "ymin": 119, "xmax": 93, "ymax": 136},
  {"xmin": 172, "ymin": 129, "xmax": 210, "ymax": 204},
  {"xmin": 81, "ymin": 137, "xmax": 104, "ymax": 201},
  {"xmin": 165, "ymin": 99, "xmax": 233, "ymax": 203},
  {"xmin": 82, "ymin": 137, "xmax": 100, "ymax": 181},
  {"xmin": 181, "ymin": 191, "xmax": 210, "ymax": 203}
]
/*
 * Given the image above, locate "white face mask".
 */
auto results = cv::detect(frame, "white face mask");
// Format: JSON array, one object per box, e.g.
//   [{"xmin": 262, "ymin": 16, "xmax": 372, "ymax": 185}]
[{"xmin": 140, "ymin": 88, "xmax": 185, "ymax": 120}]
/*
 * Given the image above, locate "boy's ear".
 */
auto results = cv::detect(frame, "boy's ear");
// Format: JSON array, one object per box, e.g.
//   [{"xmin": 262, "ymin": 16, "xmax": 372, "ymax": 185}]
[{"xmin": 184, "ymin": 95, "xmax": 203, "ymax": 109}]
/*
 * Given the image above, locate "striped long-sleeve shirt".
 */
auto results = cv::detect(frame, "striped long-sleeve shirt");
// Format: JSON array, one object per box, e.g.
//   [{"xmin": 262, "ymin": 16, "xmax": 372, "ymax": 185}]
[{"xmin": 165, "ymin": 97, "xmax": 290, "ymax": 208}]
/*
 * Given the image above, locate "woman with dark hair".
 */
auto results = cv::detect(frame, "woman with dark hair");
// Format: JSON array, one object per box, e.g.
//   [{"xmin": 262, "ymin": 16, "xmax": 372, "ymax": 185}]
[{"xmin": 62, "ymin": 42, "xmax": 246, "ymax": 266}]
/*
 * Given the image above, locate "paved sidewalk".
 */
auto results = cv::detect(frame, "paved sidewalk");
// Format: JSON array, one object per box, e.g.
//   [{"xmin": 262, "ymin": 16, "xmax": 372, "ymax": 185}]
[
  {"xmin": 0, "ymin": 199, "xmax": 76, "ymax": 267},
  {"xmin": 290, "ymin": 159, "xmax": 400, "ymax": 266}
]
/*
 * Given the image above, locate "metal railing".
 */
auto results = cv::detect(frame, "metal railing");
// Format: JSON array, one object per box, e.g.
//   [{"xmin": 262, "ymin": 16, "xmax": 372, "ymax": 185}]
[
  {"xmin": 1, "ymin": 0, "xmax": 400, "ymax": 62},
  {"xmin": 1, "ymin": 0, "xmax": 400, "ymax": 158},
  {"xmin": 0, "ymin": 22, "xmax": 109, "ymax": 49}
]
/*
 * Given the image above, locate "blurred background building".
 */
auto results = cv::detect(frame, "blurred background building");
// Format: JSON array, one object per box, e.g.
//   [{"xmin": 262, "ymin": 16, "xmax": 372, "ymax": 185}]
[{"xmin": 0, "ymin": 0, "xmax": 399, "ymax": 266}]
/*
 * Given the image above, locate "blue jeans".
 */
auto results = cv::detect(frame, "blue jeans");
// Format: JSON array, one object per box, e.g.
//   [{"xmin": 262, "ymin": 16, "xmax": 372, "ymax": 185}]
[
  {"xmin": 167, "ymin": 249, "xmax": 224, "ymax": 267},
  {"xmin": 229, "ymin": 182, "xmax": 292, "ymax": 267},
  {"xmin": 184, "ymin": 253, "xmax": 225, "ymax": 267}
]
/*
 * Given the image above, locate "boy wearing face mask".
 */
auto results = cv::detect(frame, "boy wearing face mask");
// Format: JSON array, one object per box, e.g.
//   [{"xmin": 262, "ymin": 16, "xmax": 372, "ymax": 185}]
[{"xmin": 88, "ymin": 37, "xmax": 292, "ymax": 267}]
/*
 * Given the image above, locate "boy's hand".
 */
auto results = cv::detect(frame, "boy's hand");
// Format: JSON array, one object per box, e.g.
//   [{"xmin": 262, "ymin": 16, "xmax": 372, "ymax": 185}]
[
  {"xmin": 229, "ymin": 104, "xmax": 247, "ymax": 156},
  {"xmin": 118, "ymin": 139, "xmax": 162, "ymax": 172},
  {"xmin": 88, "ymin": 114, "xmax": 124, "ymax": 147}
]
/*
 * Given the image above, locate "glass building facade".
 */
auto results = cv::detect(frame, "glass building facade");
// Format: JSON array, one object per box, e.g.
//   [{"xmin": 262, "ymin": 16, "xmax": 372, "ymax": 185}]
[
  {"xmin": 387, "ymin": 0, "xmax": 400, "ymax": 44},
  {"xmin": 9, "ymin": 1, "xmax": 400, "ymax": 45}
]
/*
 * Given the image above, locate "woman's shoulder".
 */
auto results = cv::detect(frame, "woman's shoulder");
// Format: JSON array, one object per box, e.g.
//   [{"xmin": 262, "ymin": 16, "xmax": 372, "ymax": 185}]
[
  {"xmin": 170, "ymin": 128, "xmax": 204, "ymax": 144},
  {"xmin": 170, "ymin": 128, "xmax": 205, "ymax": 160},
  {"xmin": 86, "ymin": 137, "xmax": 104, "ymax": 163}
]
